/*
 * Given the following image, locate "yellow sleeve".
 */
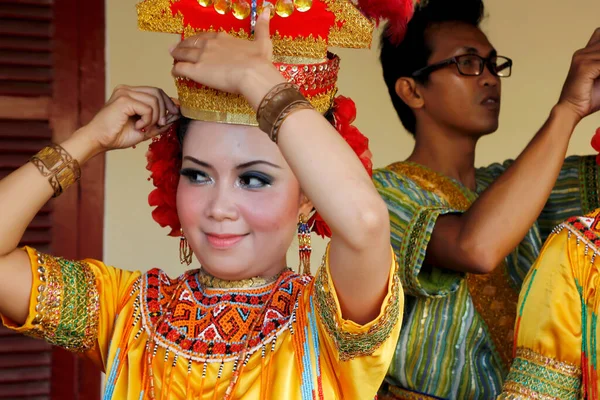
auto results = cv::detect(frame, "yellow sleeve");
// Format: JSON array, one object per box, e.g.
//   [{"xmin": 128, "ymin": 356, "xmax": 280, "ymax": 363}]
[
  {"xmin": 0, "ymin": 247, "xmax": 141, "ymax": 371},
  {"xmin": 499, "ymin": 225, "xmax": 585, "ymax": 399},
  {"xmin": 313, "ymin": 246, "xmax": 403, "ymax": 398}
]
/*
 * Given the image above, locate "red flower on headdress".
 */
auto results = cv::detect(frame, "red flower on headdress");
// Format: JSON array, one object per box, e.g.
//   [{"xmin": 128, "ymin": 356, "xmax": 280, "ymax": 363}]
[{"xmin": 146, "ymin": 126, "xmax": 182, "ymax": 237}]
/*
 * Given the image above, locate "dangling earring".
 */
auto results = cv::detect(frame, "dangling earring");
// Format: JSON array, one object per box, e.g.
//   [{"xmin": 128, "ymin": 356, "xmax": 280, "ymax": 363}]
[
  {"xmin": 298, "ymin": 214, "xmax": 311, "ymax": 275},
  {"xmin": 179, "ymin": 229, "xmax": 193, "ymax": 266}
]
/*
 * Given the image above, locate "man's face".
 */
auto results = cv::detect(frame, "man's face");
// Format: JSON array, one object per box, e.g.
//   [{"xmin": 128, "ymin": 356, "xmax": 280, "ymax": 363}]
[{"xmin": 417, "ymin": 22, "xmax": 502, "ymax": 137}]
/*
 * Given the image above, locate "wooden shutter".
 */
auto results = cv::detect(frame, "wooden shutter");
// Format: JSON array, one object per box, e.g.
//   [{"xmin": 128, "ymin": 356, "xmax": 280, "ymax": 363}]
[
  {"xmin": 0, "ymin": 0, "xmax": 104, "ymax": 399},
  {"xmin": 0, "ymin": 1, "xmax": 55, "ymax": 397}
]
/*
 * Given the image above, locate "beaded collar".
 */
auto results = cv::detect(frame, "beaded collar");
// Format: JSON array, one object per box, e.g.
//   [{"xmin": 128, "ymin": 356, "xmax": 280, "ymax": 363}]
[
  {"xmin": 195, "ymin": 267, "xmax": 292, "ymax": 289},
  {"xmin": 139, "ymin": 267, "xmax": 312, "ymax": 362}
]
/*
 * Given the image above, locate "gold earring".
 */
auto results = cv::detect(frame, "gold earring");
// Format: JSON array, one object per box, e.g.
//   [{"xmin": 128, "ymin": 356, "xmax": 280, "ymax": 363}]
[
  {"xmin": 298, "ymin": 214, "xmax": 311, "ymax": 275},
  {"xmin": 179, "ymin": 229, "xmax": 193, "ymax": 266}
]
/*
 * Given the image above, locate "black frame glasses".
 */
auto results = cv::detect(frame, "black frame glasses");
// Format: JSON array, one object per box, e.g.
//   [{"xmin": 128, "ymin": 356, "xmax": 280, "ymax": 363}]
[{"xmin": 411, "ymin": 54, "xmax": 513, "ymax": 78}]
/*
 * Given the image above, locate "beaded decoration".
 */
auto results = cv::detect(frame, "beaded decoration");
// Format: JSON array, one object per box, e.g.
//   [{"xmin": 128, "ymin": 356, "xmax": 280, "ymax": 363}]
[
  {"xmin": 298, "ymin": 214, "xmax": 312, "ymax": 275},
  {"xmin": 24, "ymin": 249, "xmax": 99, "ymax": 352}
]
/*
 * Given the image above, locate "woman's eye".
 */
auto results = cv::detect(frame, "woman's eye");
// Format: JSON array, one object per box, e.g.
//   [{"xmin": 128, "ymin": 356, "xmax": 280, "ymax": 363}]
[
  {"xmin": 180, "ymin": 169, "xmax": 211, "ymax": 184},
  {"xmin": 238, "ymin": 173, "xmax": 272, "ymax": 189}
]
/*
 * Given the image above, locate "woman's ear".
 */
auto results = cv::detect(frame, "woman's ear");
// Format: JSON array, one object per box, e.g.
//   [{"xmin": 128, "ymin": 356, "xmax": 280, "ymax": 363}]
[{"xmin": 298, "ymin": 194, "xmax": 313, "ymax": 219}]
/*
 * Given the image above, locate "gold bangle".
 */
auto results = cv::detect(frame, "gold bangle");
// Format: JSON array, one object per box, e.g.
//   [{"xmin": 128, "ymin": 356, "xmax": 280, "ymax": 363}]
[
  {"xmin": 270, "ymin": 101, "xmax": 313, "ymax": 143},
  {"xmin": 257, "ymin": 82, "xmax": 313, "ymax": 143},
  {"xmin": 31, "ymin": 144, "xmax": 81, "ymax": 197}
]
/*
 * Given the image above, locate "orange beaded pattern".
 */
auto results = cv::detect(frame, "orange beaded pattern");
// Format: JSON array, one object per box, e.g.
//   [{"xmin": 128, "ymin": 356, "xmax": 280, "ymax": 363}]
[{"xmin": 140, "ymin": 268, "xmax": 311, "ymax": 362}]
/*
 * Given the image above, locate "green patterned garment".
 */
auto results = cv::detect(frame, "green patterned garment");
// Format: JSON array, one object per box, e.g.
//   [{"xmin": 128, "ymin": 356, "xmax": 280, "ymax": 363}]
[{"xmin": 374, "ymin": 155, "xmax": 600, "ymax": 399}]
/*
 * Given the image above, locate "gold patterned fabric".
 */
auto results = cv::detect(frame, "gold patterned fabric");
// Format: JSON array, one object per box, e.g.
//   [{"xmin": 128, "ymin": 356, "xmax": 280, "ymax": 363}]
[
  {"xmin": 175, "ymin": 54, "xmax": 339, "ymax": 125},
  {"xmin": 499, "ymin": 349, "xmax": 581, "ymax": 399},
  {"xmin": 315, "ymin": 246, "xmax": 401, "ymax": 361},
  {"xmin": 2, "ymin": 247, "xmax": 100, "ymax": 352}
]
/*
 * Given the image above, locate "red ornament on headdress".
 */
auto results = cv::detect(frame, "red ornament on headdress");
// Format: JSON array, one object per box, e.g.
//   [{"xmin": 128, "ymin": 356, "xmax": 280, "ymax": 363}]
[
  {"xmin": 357, "ymin": 0, "xmax": 416, "ymax": 43},
  {"xmin": 146, "ymin": 127, "xmax": 182, "ymax": 237}
]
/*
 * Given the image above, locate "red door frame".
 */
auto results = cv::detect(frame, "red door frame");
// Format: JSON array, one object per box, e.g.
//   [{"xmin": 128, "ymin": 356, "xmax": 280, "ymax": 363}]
[{"xmin": 50, "ymin": 0, "xmax": 105, "ymax": 398}]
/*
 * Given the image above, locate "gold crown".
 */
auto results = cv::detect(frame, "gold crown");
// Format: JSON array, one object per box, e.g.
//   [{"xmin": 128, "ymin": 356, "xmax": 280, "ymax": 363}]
[{"xmin": 137, "ymin": 0, "xmax": 374, "ymax": 125}]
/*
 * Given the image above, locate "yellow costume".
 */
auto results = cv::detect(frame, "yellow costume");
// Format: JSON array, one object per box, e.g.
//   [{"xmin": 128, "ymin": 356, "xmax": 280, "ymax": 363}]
[
  {"xmin": 2, "ymin": 247, "xmax": 401, "ymax": 399},
  {"xmin": 499, "ymin": 210, "xmax": 600, "ymax": 399}
]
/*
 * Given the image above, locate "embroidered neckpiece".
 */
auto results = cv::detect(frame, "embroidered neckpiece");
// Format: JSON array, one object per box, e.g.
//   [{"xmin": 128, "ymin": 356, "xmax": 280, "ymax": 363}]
[{"xmin": 196, "ymin": 267, "xmax": 291, "ymax": 289}]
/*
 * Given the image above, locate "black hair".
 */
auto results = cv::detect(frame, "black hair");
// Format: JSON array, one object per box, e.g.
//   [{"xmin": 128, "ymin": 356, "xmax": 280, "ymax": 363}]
[
  {"xmin": 379, "ymin": 0, "xmax": 485, "ymax": 135},
  {"xmin": 176, "ymin": 116, "xmax": 192, "ymax": 147}
]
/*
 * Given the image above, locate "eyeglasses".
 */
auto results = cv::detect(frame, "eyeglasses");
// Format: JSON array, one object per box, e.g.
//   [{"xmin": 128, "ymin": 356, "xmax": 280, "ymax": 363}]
[{"xmin": 411, "ymin": 54, "xmax": 513, "ymax": 78}]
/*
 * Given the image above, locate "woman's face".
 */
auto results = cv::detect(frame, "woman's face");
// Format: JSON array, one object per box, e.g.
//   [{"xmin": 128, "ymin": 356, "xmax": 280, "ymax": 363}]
[{"xmin": 177, "ymin": 120, "xmax": 310, "ymax": 279}]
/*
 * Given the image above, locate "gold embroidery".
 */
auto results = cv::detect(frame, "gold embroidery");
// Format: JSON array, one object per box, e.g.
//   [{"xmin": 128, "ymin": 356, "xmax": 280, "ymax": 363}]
[
  {"xmin": 180, "ymin": 27, "xmax": 329, "ymax": 62},
  {"xmin": 388, "ymin": 161, "xmax": 519, "ymax": 369},
  {"xmin": 323, "ymin": 0, "xmax": 373, "ymax": 49},
  {"xmin": 137, "ymin": 0, "xmax": 184, "ymax": 33},
  {"xmin": 196, "ymin": 267, "xmax": 290, "ymax": 289},
  {"xmin": 136, "ymin": 0, "xmax": 373, "ymax": 58},
  {"xmin": 271, "ymin": 33, "xmax": 327, "ymax": 63},
  {"xmin": 27, "ymin": 252, "xmax": 100, "ymax": 352},
  {"xmin": 499, "ymin": 348, "xmax": 581, "ymax": 400},
  {"xmin": 579, "ymin": 156, "xmax": 600, "ymax": 214},
  {"xmin": 176, "ymin": 81, "xmax": 336, "ymax": 125},
  {"xmin": 314, "ymin": 251, "xmax": 401, "ymax": 361},
  {"xmin": 515, "ymin": 348, "xmax": 581, "ymax": 377},
  {"xmin": 466, "ymin": 268, "xmax": 518, "ymax": 368},
  {"xmin": 380, "ymin": 384, "xmax": 441, "ymax": 400},
  {"xmin": 403, "ymin": 212, "xmax": 433, "ymax": 297},
  {"xmin": 387, "ymin": 162, "xmax": 471, "ymax": 210}
]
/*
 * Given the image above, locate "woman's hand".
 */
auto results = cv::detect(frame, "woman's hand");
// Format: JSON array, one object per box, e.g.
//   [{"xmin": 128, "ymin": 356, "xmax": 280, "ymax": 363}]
[
  {"xmin": 170, "ymin": 8, "xmax": 285, "ymax": 109},
  {"xmin": 78, "ymin": 85, "xmax": 180, "ymax": 152}
]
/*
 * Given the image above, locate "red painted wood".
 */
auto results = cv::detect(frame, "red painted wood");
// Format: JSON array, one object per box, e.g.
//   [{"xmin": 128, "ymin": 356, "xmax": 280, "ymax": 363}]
[{"xmin": 0, "ymin": 0, "xmax": 105, "ymax": 397}]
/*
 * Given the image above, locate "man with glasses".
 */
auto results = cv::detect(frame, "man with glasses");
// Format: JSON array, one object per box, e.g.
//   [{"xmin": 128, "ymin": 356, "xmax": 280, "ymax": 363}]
[{"xmin": 373, "ymin": 0, "xmax": 600, "ymax": 399}]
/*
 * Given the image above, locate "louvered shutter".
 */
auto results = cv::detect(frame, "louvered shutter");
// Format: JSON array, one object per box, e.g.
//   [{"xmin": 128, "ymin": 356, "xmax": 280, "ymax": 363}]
[
  {"xmin": 0, "ymin": 1, "xmax": 54, "ymax": 397},
  {"xmin": 0, "ymin": 0, "xmax": 103, "ymax": 399}
]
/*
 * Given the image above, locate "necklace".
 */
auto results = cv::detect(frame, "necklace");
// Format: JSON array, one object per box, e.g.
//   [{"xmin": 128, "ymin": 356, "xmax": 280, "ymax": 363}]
[{"xmin": 196, "ymin": 267, "xmax": 289, "ymax": 289}]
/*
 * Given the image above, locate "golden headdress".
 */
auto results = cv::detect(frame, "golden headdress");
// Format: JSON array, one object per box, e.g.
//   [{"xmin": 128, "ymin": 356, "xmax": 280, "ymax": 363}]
[{"xmin": 137, "ymin": 0, "xmax": 375, "ymax": 125}]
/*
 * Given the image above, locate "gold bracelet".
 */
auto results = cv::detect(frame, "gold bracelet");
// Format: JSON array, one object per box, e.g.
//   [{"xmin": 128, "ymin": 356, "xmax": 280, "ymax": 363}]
[
  {"xmin": 31, "ymin": 144, "xmax": 81, "ymax": 197},
  {"xmin": 256, "ymin": 82, "xmax": 314, "ymax": 143}
]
